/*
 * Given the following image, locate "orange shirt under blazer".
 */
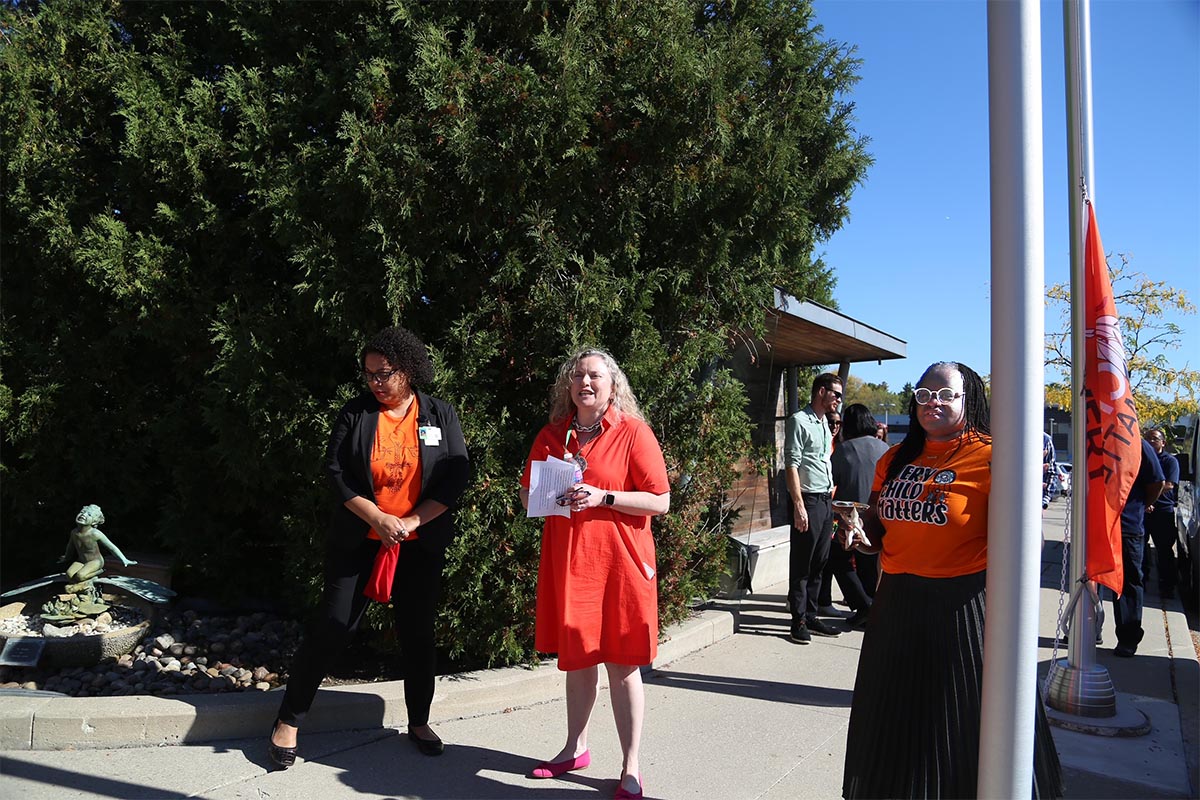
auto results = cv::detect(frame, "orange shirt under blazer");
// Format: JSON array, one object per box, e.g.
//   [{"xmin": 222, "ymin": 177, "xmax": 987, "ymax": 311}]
[
  {"xmin": 521, "ymin": 405, "xmax": 670, "ymax": 671},
  {"xmin": 368, "ymin": 398, "xmax": 422, "ymax": 542}
]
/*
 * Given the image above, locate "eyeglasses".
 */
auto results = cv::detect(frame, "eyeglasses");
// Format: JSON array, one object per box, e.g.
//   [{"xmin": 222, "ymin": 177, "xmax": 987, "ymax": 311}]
[
  {"xmin": 361, "ymin": 368, "xmax": 402, "ymax": 385},
  {"xmin": 825, "ymin": 388, "xmax": 843, "ymax": 400},
  {"xmin": 914, "ymin": 387, "xmax": 963, "ymax": 405}
]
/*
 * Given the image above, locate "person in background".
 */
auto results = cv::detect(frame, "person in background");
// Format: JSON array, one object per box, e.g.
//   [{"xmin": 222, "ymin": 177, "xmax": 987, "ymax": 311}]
[
  {"xmin": 1143, "ymin": 428, "xmax": 1181, "ymax": 598},
  {"xmin": 783, "ymin": 373, "xmax": 844, "ymax": 644},
  {"xmin": 269, "ymin": 326, "xmax": 469, "ymax": 768},
  {"xmin": 817, "ymin": 410, "xmax": 873, "ymax": 625},
  {"xmin": 1041, "ymin": 431, "xmax": 1057, "ymax": 510},
  {"xmin": 839, "ymin": 361, "xmax": 1062, "ymax": 798},
  {"xmin": 1107, "ymin": 434, "xmax": 1165, "ymax": 657},
  {"xmin": 520, "ymin": 347, "xmax": 670, "ymax": 800},
  {"xmin": 830, "ymin": 404, "xmax": 890, "ymax": 604}
]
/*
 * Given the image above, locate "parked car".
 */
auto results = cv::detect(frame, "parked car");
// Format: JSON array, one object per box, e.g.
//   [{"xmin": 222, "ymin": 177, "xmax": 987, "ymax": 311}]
[{"xmin": 1057, "ymin": 462, "xmax": 1072, "ymax": 496}]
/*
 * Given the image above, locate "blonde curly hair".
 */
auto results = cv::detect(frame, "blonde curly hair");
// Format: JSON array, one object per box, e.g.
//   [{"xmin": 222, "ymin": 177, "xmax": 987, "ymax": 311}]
[{"xmin": 548, "ymin": 347, "xmax": 645, "ymax": 425}]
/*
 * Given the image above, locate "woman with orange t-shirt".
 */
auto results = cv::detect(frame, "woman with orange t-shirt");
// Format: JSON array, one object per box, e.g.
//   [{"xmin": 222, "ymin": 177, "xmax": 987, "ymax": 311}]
[
  {"xmin": 838, "ymin": 361, "xmax": 1062, "ymax": 799},
  {"xmin": 268, "ymin": 326, "xmax": 468, "ymax": 768},
  {"xmin": 520, "ymin": 348, "xmax": 670, "ymax": 800}
]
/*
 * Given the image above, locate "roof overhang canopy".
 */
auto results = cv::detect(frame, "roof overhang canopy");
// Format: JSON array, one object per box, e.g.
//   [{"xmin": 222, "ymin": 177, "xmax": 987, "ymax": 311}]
[{"xmin": 765, "ymin": 290, "xmax": 907, "ymax": 367}]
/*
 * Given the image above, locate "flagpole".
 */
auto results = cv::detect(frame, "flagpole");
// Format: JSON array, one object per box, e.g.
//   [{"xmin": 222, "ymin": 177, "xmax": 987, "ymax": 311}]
[
  {"xmin": 1044, "ymin": 0, "xmax": 1117, "ymax": 718},
  {"xmin": 980, "ymin": 0, "xmax": 1044, "ymax": 794}
]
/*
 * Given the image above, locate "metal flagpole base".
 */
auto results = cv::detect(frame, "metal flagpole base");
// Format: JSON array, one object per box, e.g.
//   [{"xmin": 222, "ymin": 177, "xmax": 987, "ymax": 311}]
[{"xmin": 1045, "ymin": 657, "xmax": 1117, "ymax": 718}]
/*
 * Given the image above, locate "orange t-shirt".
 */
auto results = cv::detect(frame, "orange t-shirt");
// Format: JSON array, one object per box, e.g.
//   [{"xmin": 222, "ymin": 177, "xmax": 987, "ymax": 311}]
[
  {"xmin": 872, "ymin": 434, "xmax": 992, "ymax": 578},
  {"xmin": 368, "ymin": 399, "xmax": 422, "ymax": 541}
]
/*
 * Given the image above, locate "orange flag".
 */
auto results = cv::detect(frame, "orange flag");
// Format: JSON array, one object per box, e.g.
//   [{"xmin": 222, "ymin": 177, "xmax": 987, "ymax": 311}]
[{"xmin": 1082, "ymin": 201, "xmax": 1140, "ymax": 595}]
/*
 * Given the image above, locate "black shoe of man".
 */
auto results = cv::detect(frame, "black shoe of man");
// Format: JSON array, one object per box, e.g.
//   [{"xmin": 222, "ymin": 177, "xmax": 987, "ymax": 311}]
[
  {"xmin": 1114, "ymin": 642, "xmax": 1137, "ymax": 658},
  {"xmin": 806, "ymin": 616, "xmax": 841, "ymax": 637},
  {"xmin": 789, "ymin": 621, "xmax": 812, "ymax": 645}
]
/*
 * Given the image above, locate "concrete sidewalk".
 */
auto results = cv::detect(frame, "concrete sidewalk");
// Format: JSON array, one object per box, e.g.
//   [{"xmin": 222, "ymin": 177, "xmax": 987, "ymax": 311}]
[{"xmin": 0, "ymin": 499, "xmax": 1196, "ymax": 799}]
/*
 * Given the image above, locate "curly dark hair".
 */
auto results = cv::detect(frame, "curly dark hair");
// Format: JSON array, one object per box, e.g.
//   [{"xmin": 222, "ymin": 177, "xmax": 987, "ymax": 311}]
[
  {"xmin": 882, "ymin": 361, "xmax": 991, "ymax": 485},
  {"xmin": 360, "ymin": 325, "xmax": 435, "ymax": 387},
  {"xmin": 841, "ymin": 403, "xmax": 879, "ymax": 440}
]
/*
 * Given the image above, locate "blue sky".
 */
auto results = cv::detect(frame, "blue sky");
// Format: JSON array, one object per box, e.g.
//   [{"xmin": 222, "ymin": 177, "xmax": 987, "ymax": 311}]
[{"xmin": 810, "ymin": 0, "xmax": 1199, "ymax": 394}]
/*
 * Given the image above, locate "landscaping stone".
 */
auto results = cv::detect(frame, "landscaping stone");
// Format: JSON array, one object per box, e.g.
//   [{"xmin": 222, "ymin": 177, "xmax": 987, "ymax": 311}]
[{"xmin": 0, "ymin": 608, "xmax": 302, "ymax": 699}]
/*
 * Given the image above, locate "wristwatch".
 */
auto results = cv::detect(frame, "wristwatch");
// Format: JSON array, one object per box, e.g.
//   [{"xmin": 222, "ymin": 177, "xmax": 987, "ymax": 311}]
[{"xmin": 604, "ymin": 493, "xmax": 616, "ymax": 506}]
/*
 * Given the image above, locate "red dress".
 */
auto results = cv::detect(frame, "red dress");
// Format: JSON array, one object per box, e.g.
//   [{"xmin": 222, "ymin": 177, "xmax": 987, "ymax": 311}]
[{"xmin": 521, "ymin": 406, "xmax": 670, "ymax": 670}]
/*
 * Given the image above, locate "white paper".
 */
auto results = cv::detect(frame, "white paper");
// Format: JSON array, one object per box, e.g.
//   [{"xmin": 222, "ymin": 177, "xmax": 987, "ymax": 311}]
[{"xmin": 527, "ymin": 456, "xmax": 577, "ymax": 518}]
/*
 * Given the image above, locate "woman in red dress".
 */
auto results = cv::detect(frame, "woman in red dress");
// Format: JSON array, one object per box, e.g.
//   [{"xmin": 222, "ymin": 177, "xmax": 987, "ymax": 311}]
[{"xmin": 520, "ymin": 348, "xmax": 670, "ymax": 800}]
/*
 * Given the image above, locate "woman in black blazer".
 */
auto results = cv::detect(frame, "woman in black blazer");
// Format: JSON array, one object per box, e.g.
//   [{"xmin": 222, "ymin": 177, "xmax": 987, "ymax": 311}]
[{"xmin": 269, "ymin": 326, "xmax": 469, "ymax": 767}]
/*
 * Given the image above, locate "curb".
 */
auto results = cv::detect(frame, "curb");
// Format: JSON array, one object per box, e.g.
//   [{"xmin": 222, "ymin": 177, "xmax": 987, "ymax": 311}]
[{"xmin": 0, "ymin": 607, "xmax": 736, "ymax": 752}]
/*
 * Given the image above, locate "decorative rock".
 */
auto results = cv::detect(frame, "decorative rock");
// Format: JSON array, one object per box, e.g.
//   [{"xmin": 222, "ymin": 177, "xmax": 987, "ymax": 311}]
[
  {"xmin": 42, "ymin": 624, "xmax": 74, "ymax": 638},
  {"xmin": 95, "ymin": 612, "xmax": 114, "ymax": 627},
  {"xmin": 0, "ymin": 602, "xmax": 26, "ymax": 620},
  {"xmin": 21, "ymin": 681, "xmax": 38, "ymax": 690},
  {"xmin": 0, "ymin": 606, "xmax": 301, "ymax": 700}
]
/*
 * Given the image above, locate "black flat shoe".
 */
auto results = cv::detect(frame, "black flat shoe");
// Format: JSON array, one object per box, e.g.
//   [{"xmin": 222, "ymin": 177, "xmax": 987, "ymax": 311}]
[
  {"xmin": 408, "ymin": 726, "xmax": 445, "ymax": 756},
  {"xmin": 268, "ymin": 720, "xmax": 298, "ymax": 770}
]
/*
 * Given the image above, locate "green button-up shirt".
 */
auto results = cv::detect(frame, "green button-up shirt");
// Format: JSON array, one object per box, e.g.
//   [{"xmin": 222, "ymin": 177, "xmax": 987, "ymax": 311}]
[{"xmin": 784, "ymin": 404, "xmax": 833, "ymax": 493}]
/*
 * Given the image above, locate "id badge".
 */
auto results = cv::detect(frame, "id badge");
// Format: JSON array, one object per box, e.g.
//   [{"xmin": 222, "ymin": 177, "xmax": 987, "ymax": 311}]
[{"xmin": 419, "ymin": 426, "xmax": 443, "ymax": 446}]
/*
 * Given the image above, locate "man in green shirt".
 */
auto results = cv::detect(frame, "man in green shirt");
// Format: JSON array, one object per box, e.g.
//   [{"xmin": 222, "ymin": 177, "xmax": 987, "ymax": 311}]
[{"xmin": 784, "ymin": 372, "xmax": 843, "ymax": 643}]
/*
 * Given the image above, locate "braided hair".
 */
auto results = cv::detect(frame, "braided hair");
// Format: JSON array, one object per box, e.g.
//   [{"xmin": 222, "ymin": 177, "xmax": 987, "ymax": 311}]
[{"xmin": 882, "ymin": 361, "xmax": 991, "ymax": 484}]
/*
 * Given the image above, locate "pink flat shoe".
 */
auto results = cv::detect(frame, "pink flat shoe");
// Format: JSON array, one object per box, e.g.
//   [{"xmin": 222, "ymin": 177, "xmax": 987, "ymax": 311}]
[
  {"xmin": 530, "ymin": 749, "xmax": 591, "ymax": 779},
  {"xmin": 614, "ymin": 772, "xmax": 643, "ymax": 799}
]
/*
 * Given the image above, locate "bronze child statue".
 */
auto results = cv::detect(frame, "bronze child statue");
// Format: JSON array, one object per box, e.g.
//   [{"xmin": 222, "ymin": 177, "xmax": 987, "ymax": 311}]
[{"xmin": 59, "ymin": 504, "xmax": 137, "ymax": 589}]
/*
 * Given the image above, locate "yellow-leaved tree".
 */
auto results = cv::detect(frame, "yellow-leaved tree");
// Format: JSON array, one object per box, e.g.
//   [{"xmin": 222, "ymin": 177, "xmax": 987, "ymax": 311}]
[{"xmin": 1045, "ymin": 255, "xmax": 1198, "ymax": 426}]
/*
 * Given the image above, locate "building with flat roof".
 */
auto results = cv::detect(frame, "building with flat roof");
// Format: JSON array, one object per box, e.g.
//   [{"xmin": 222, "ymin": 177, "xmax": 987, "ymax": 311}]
[{"xmin": 726, "ymin": 290, "xmax": 906, "ymax": 538}]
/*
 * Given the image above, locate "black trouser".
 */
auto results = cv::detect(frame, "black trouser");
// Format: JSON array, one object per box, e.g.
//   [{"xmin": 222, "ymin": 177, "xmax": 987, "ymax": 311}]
[
  {"xmin": 277, "ymin": 536, "xmax": 444, "ymax": 729},
  {"xmin": 856, "ymin": 551, "xmax": 879, "ymax": 599},
  {"xmin": 817, "ymin": 539, "xmax": 873, "ymax": 612},
  {"xmin": 1112, "ymin": 527, "xmax": 1145, "ymax": 648},
  {"xmin": 1144, "ymin": 509, "xmax": 1179, "ymax": 593},
  {"xmin": 789, "ymin": 492, "xmax": 833, "ymax": 623}
]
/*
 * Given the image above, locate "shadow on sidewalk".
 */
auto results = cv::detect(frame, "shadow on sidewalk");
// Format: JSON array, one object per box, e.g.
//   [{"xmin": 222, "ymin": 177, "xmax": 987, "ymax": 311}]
[
  {"xmin": 0, "ymin": 758, "xmax": 191, "ymax": 799},
  {"xmin": 648, "ymin": 669, "xmax": 852, "ymax": 708},
  {"xmin": 318, "ymin": 740, "xmax": 616, "ymax": 799}
]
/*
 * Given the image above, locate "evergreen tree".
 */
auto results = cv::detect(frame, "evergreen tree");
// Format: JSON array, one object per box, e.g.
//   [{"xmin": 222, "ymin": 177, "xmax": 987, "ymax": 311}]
[{"xmin": 2, "ymin": 0, "xmax": 869, "ymax": 666}]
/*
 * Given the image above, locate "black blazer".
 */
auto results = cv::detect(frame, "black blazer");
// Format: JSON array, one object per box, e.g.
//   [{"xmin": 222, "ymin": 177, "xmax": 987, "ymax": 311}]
[{"xmin": 324, "ymin": 390, "xmax": 469, "ymax": 555}]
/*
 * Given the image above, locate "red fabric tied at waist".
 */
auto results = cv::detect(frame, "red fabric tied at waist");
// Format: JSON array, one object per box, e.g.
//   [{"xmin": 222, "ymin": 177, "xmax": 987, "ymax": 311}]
[{"xmin": 364, "ymin": 542, "xmax": 399, "ymax": 603}]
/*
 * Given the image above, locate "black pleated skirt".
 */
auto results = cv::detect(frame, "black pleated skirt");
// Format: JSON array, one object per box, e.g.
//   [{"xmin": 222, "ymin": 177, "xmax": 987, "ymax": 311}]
[{"xmin": 842, "ymin": 570, "xmax": 1064, "ymax": 799}]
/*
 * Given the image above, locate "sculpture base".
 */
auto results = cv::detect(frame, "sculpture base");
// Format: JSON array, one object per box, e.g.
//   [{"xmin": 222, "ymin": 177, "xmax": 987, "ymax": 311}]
[{"xmin": 1044, "ymin": 658, "xmax": 1151, "ymax": 736}]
